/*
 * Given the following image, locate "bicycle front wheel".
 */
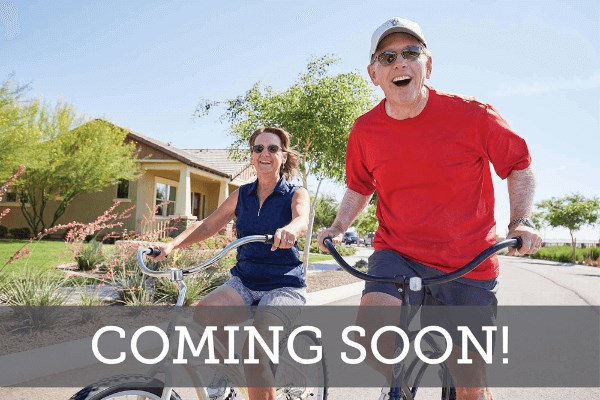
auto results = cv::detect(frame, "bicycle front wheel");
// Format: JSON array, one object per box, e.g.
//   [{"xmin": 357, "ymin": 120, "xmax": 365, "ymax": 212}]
[
  {"xmin": 70, "ymin": 375, "xmax": 182, "ymax": 400},
  {"xmin": 275, "ymin": 330, "xmax": 328, "ymax": 400}
]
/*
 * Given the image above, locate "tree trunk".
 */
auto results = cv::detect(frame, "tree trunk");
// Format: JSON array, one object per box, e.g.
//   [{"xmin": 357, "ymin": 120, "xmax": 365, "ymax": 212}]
[
  {"xmin": 570, "ymin": 231, "xmax": 577, "ymax": 264},
  {"xmin": 303, "ymin": 177, "xmax": 323, "ymax": 274}
]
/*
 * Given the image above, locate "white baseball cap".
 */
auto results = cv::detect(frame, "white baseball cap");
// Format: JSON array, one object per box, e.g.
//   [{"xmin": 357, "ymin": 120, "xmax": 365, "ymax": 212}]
[{"xmin": 370, "ymin": 17, "xmax": 427, "ymax": 61}]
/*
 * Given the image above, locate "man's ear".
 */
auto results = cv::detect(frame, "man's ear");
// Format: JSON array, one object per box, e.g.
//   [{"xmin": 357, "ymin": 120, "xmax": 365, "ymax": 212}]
[
  {"xmin": 425, "ymin": 55, "xmax": 432, "ymax": 79},
  {"xmin": 367, "ymin": 63, "xmax": 379, "ymax": 86}
]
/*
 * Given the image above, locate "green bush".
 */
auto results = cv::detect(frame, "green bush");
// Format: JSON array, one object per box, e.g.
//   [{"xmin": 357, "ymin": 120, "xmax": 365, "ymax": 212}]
[
  {"xmin": 0, "ymin": 225, "xmax": 8, "ymax": 238},
  {"xmin": 74, "ymin": 242, "xmax": 105, "ymax": 271},
  {"xmin": 530, "ymin": 245, "xmax": 600, "ymax": 264},
  {"xmin": 9, "ymin": 227, "xmax": 31, "ymax": 239},
  {"xmin": 0, "ymin": 271, "xmax": 71, "ymax": 331},
  {"xmin": 298, "ymin": 236, "xmax": 356, "ymax": 256},
  {"xmin": 155, "ymin": 272, "xmax": 227, "ymax": 306}
]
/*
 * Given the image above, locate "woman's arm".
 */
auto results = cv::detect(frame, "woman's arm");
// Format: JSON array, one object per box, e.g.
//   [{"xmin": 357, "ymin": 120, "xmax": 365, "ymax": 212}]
[
  {"xmin": 152, "ymin": 189, "xmax": 239, "ymax": 260},
  {"xmin": 272, "ymin": 187, "xmax": 310, "ymax": 250}
]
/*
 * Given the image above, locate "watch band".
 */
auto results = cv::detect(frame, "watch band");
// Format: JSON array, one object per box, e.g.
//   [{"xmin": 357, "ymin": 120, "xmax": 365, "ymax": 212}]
[{"xmin": 508, "ymin": 217, "xmax": 535, "ymax": 229}]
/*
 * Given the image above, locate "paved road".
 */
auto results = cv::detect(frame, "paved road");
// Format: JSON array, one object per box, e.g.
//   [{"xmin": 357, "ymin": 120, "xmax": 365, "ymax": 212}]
[
  {"xmin": 2, "ymin": 254, "xmax": 599, "ymax": 399},
  {"xmin": 325, "ymin": 255, "xmax": 600, "ymax": 399}
]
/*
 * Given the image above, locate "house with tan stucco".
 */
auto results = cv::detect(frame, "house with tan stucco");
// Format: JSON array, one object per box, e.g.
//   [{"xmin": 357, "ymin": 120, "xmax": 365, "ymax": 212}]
[{"xmin": 0, "ymin": 120, "xmax": 255, "ymax": 238}]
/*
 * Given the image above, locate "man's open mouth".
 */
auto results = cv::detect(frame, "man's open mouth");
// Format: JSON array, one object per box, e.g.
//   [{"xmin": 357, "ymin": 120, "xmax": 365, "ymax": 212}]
[{"xmin": 393, "ymin": 76, "xmax": 411, "ymax": 87}]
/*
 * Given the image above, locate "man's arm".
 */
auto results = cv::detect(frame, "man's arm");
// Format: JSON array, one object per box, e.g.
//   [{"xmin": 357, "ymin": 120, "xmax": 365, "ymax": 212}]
[
  {"xmin": 506, "ymin": 166, "xmax": 543, "ymax": 256},
  {"xmin": 317, "ymin": 189, "xmax": 372, "ymax": 251}
]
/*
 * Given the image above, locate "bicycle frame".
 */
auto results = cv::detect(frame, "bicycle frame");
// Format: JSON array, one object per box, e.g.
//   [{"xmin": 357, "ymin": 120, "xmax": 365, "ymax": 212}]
[
  {"xmin": 135, "ymin": 234, "xmax": 323, "ymax": 400},
  {"xmin": 323, "ymin": 237, "xmax": 521, "ymax": 400},
  {"xmin": 136, "ymin": 235, "xmax": 274, "ymax": 400}
]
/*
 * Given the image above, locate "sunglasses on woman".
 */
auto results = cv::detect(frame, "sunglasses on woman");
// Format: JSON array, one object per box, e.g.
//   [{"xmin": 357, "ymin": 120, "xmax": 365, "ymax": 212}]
[
  {"xmin": 252, "ymin": 144, "xmax": 283, "ymax": 154},
  {"xmin": 373, "ymin": 45, "xmax": 425, "ymax": 65}
]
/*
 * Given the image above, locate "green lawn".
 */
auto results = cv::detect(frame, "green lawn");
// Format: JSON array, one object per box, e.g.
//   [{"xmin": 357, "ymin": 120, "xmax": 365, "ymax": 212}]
[
  {"xmin": 301, "ymin": 253, "xmax": 333, "ymax": 263},
  {"xmin": 0, "ymin": 240, "xmax": 74, "ymax": 278},
  {"xmin": 0, "ymin": 240, "xmax": 335, "ymax": 281}
]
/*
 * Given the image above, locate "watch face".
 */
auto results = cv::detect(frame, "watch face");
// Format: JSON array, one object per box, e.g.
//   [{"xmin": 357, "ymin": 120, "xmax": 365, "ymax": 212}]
[{"xmin": 523, "ymin": 218, "xmax": 536, "ymax": 229}]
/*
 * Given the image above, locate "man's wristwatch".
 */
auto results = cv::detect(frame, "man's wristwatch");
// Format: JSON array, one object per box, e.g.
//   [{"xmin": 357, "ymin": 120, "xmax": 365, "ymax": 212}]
[{"xmin": 508, "ymin": 217, "xmax": 535, "ymax": 230}]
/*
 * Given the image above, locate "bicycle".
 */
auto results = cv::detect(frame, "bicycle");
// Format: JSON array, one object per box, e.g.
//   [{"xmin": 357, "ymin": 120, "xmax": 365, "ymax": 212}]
[
  {"xmin": 70, "ymin": 234, "xmax": 328, "ymax": 400},
  {"xmin": 323, "ymin": 236, "xmax": 522, "ymax": 400}
]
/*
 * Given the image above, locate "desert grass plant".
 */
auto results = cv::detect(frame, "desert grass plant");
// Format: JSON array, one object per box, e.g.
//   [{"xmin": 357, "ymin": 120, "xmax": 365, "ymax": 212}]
[
  {"xmin": 2, "ymin": 270, "xmax": 71, "ymax": 331},
  {"xmin": 78, "ymin": 284, "xmax": 105, "ymax": 306},
  {"xmin": 74, "ymin": 241, "xmax": 105, "ymax": 271},
  {"xmin": 155, "ymin": 271, "xmax": 228, "ymax": 306},
  {"xmin": 2, "ymin": 270, "xmax": 71, "ymax": 306},
  {"xmin": 111, "ymin": 269, "xmax": 155, "ymax": 306}
]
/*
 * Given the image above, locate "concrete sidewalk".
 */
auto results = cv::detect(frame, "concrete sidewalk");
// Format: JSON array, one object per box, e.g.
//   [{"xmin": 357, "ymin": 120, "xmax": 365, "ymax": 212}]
[
  {"xmin": 304, "ymin": 246, "xmax": 372, "ymax": 305},
  {"xmin": 305, "ymin": 281, "xmax": 364, "ymax": 305}
]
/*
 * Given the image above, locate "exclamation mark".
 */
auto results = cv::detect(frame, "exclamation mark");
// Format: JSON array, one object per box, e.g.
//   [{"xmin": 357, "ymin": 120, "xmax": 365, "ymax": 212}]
[{"xmin": 502, "ymin": 326, "xmax": 509, "ymax": 364}]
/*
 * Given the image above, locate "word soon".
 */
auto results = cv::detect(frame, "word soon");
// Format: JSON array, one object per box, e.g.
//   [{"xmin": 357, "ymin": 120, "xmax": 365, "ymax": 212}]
[{"xmin": 92, "ymin": 325, "xmax": 509, "ymax": 366}]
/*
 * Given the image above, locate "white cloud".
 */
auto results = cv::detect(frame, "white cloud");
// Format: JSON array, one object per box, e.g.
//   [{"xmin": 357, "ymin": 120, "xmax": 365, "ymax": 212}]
[{"xmin": 496, "ymin": 71, "xmax": 600, "ymax": 96}]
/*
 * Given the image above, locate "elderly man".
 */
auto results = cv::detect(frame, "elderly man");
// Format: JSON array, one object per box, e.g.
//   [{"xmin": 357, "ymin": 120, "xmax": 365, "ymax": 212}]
[{"xmin": 318, "ymin": 17, "xmax": 542, "ymax": 400}]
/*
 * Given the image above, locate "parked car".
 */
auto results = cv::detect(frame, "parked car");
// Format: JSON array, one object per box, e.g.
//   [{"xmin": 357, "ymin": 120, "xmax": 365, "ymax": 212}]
[
  {"xmin": 363, "ymin": 232, "xmax": 375, "ymax": 247},
  {"xmin": 343, "ymin": 231, "xmax": 359, "ymax": 245}
]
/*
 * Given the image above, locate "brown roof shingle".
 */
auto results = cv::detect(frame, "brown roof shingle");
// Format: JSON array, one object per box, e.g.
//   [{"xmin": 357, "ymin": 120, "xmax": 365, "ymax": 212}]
[{"xmin": 97, "ymin": 119, "xmax": 253, "ymax": 182}]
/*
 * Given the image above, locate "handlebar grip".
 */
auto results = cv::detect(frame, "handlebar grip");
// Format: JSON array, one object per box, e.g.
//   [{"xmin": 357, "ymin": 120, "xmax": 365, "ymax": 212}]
[
  {"xmin": 147, "ymin": 247, "xmax": 162, "ymax": 257},
  {"xmin": 512, "ymin": 236, "xmax": 523, "ymax": 249}
]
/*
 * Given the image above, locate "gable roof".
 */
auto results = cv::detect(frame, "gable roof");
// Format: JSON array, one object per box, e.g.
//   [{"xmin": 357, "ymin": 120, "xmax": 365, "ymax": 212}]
[
  {"xmin": 97, "ymin": 119, "xmax": 252, "ymax": 181},
  {"xmin": 184, "ymin": 149, "xmax": 250, "ymax": 180}
]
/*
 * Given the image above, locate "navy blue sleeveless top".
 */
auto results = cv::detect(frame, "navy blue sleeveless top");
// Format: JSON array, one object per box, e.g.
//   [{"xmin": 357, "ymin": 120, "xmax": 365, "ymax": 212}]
[{"xmin": 231, "ymin": 176, "xmax": 305, "ymax": 290}]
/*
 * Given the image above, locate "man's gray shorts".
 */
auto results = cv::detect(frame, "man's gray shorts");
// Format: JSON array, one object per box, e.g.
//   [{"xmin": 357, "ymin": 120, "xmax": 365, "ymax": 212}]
[
  {"xmin": 363, "ymin": 250, "xmax": 499, "ymax": 350},
  {"xmin": 363, "ymin": 250, "xmax": 498, "ymax": 306},
  {"xmin": 224, "ymin": 275, "xmax": 306, "ymax": 328}
]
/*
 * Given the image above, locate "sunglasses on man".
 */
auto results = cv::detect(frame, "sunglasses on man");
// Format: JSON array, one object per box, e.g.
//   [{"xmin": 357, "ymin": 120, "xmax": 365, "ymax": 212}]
[
  {"xmin": 373, "ymin": 45, "xmax": 425, "ymax": 66},
  {"xmin": 251, "ymin": 144, "xmax": 284, "ymax": 154}
]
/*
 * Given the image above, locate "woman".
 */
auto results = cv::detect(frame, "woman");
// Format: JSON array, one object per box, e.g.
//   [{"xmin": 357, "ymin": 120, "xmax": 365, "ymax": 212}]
[{"xmin": 154, "ymin": 127, "xmax": 309, "ymax": 400}]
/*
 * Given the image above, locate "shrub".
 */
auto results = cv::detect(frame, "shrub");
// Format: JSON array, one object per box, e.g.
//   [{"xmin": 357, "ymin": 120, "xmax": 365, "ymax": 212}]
[
  {"xmin": 354, "ymin": 259, "xmax": 368, "ymax": 272},
  {"xmin": 9, "ymin": 227, "xmax": 31, "ymax": 239},
  {"xmin": 530, "ymin": 245, "xmax": 600, "ymax": 264},
  {"xmin": 155, "ymin": 271, "xmax": 228, "ymax": 306},
  {"xmin": 74, "ymin": 241, "xmax": 105, "ymax": 271},
  {"xmin": 298, "ymin": 236, "xmax": 356, "ymax": 256},
  {"xmin": 78, "ymin": 284, "xmax": 105, "ymax": 306},
  {"xmin": 110, "ymin": 268, "xmax": 155, "ymax": 306},
  {"xmin": 1, "ymin": 271, "xmax": 71, "ymax": 331},
  {"xmin": 0, "ymin": 225, "xmax": 8, "ymax": 238}
]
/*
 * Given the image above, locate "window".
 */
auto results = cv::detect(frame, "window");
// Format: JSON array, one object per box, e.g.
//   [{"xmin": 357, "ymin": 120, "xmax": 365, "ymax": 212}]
[
  {"xmin": 0, "ymin": 189, "xmax": 19, "ymax": 204},
  {"xmin": 4, "ymin": 191, "xmax": 17, "ymax": 203},
  {"xmin": 155, "ymin": 182, "xmax": 177, "ymax": 217},
  {"xmin": 116, "ymin": 179, "xmax": 129, "ymax": 199}
]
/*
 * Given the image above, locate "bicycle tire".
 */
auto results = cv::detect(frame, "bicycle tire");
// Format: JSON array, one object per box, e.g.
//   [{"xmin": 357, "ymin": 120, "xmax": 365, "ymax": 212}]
[
  {"xmin": 69, "ymin": 374, "xmax": 182, "ymax": 400},
  {"xmin": 275, "ymin": 330, "xmax": 328, "ymax": 400}
]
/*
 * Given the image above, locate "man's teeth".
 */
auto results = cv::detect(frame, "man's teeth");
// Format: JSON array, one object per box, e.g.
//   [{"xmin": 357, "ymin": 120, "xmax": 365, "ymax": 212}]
[{"xmin": 393, "ymin": 76, "xmax": 410, "ymax": 83}]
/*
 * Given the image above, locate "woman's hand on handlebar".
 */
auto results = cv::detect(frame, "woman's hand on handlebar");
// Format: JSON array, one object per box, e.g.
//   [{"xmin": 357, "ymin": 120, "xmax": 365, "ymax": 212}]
[
  {"xmin": 317, "ymin": 227, "xmax": 343, "ymax": 252},
  {"xmin": 146, "ymin": 242, "xmax": 175, "ymax": 262}
]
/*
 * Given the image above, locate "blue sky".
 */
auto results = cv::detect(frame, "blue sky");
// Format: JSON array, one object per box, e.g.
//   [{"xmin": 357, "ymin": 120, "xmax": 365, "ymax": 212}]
[{"xmin": 2, "ymin": 0, "xmax": 599, "ymax": 240}]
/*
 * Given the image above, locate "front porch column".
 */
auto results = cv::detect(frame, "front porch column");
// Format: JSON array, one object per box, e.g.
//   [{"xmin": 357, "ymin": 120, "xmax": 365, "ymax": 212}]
[
  {"xmin": 218, "ymin": 179, "xmax": 230, "ymax": 205},
  {"xmin": 175, "ymin": 166, "xmax": 192, "ymax": 217}
]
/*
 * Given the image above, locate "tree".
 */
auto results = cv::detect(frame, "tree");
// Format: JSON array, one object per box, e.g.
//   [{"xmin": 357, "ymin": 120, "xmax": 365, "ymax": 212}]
[
  {"xmin": 534, "ymin": 193, "xmax": 600, "ymax": 263},
  {"xmin": 354, "ymin": 201, "xmax": 378, "ymax": 237},
  {"xmin": 312, "ymin": 193, "xmax": 339, "ymax": 230},
  {"xmin": 7, "ymin": 91, "xmax": 140, "ymax": 234},
  {"xmin": 196, "ymin": 55, "xmax": 377, "ymax": 267},
  {"xmin": 0, "ymin": 78, "xmax": 33, "ymax": 181}
]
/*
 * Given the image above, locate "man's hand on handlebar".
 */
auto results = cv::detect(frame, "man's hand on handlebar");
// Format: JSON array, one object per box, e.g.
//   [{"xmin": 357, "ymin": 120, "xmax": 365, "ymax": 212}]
[
  {"xmin": 506, "ymin": 226, "xmax": 542, "ymax": 256},
  {"xmin": 317, "ymin": 227, "xmax": 343, "ymax": 252}
]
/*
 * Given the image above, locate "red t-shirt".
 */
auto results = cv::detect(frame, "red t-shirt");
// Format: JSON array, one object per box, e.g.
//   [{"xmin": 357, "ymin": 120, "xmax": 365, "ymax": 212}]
[{"xmin": 346, "ymin": 87, "xmax": 531, "ymax": 279}]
